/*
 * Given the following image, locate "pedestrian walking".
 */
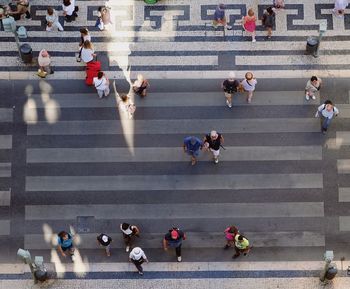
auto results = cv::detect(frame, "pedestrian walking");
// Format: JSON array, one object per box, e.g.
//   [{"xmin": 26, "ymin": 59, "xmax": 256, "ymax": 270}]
[
  {"xmin": 133, "ymin": 74, "xmax": 150, "ymax": 97},
  {"xmin": 305, "ymin": 76, "xmax": 322, "ymax": 101},
  {"xmin": 273, "ymin": 0, "xmax": 285, "ymax": 9},
  {"xmin": 97, "ymin": 233, "xmax": 112, "ymax": 256},
  {"xmin": 46, "ymin": 7, "xmax": 64, "ymax": 32},
  {"xmin": 222, "ymin": 71, "xmax": 240, "ymax": 108},
  {"xmin": 62, "ymin": 0, "xmax": 77, "ymax": 22},
  {"xmin": 212, "ymin": 4, "xmax": 232, "ymax": 30},
  {"xmin": 37, "ymin": 49, "xmax": 53, "ymax": 78},
  {"xmin": 333, "ymin": 0, "xmax": 348, "ymax": 17},
  {"xmin": 93, "ymin": 71, "xmax": 110, "ymax": 99},
  {"xmin": 120, "ymin": 222, "xmax": 140, "ymax": 252},
  {"xmin": 241, "ymin": 72, "xmax": 257, "ymax": 103},
  {"xmin": 80, "ymin": 40, "xmax": 96, "ymax": 64},
  {"xmin": 183, "ymin": 136, "xmax": 202, "ymax": 166},
  {"xmin": 315, "ymin": 100, "xmax": 339, "ymax": 134},
  {"xmin": 129, "ymin": 247, "xmax": 148, "ymax": 275},
  {"xmin": 203, "ymin": 130, "xmax": 224, "ymax": 164},
  {"xmin": 242, "ymin": 8, "xmax": 256, "ymax": 42},
  {"xmin": 224, "ymin": 225, "xmax": 239, "ymax": 249},
  {"xmin": 261, "ymin": 7, "xmax": 275, "ymax": 39},
  {"xmin": 232, "ymin": 234, "xmax": 250, "ymax": 259},
  {"xmin": 95, "ymin": 6, "xmax": 112, "ymax": 31},
  {"xmin": 79, "ymin": 28, "xmax": 91, "ymax": 46},
  {"xmin": 118, "ymin": 94, "xmax": 136, "ymax": 119},
  {"xmin": 163, "ymin": 227, "xmax": 186, "ymax": 262},
  {"xmin": 57, "ymin": 231, "xmax": 75, "ymax": 261}
]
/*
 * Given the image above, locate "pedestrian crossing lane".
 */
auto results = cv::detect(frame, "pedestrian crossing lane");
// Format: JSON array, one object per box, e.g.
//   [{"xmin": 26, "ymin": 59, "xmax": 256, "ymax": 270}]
[{"xmin": 23, "ymin": 89, "xmax": 326, "ymax": 258}]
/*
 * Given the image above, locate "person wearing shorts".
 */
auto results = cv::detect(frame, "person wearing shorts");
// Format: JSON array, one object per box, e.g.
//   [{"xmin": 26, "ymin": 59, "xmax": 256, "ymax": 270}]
[
  {"xmin": 183, "ymin": 136, "xmax": 202, "ymax": 165},
  {"xmin": 203, "ymin": 130, "xmax": 224, "ymax": 164}
]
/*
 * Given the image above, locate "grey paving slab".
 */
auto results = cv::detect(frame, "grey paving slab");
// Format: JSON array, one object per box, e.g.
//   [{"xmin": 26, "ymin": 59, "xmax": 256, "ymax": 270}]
[
  {"xmin": 336, "ymin": 131, "xmax": 350, "ymax": 146},
  {"xmin": 337, "ymin": 159, "xmax": 350, "ymax": 174},
  {"xmin": 29, "ymin": 91, "xmax": 314, "ymax": 108},
  {"xmin": 27, "ymin": 119, "xmax": 320, "ymax": 135},
  {"xmin": 337, "ymin": 104, "xmax": 350, "ymax": 118},
  {"xmin": 0, "ymin": 220, "xmax": 10, "ymax": 235},
  {"xmin": 0, "ymin": 163, "xmax": 11, "ymax": 178},
  {"xmin": 339, "ymin": 187, "xmax": 350, "ymax": 202},
  {"xmin": 0, "ymin": 109, "xmax": 12, "ymax": 122},
  {"xmin": 24, "ymin": 231, "xmax": 325, "ymax": 250},
  {"xmin": 25, "ymin": 173, "xmax": 323, "ymax": 191},
  {"xmin": 0, "ymin": 136, "xmax": 12, "ymax": 149},
  {"xmin": 26, "ymin": 146, "xmax": 323, "ymax": 163},
  {"xmin": 0, "ymin": 190, "xmax": 10, "ymax": 206},
  {"xmin": 339, "ymin": 216, "xmax": 350, "ymax": 231},
  {"xmin": 25, "ymin": 202, "xmax": 325, "ymax": 220}
]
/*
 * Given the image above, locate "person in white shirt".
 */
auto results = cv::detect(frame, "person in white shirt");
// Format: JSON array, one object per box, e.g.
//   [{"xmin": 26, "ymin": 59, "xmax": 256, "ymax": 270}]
[
  {"xmin": 118, "ymin": 94, "xmax": 136, "ymax": 119},
  {"xmin": 46, "ymin": 7, "xmax": 63, "ymax": 31},
  {"xmin": 79, "ymin": 28, "xmax": 91, "ymax": 47},
  {"xmin": 241, "ymin": 72, "xmax": 257, "ymax": 103},
  {"xmin": 129, "ymin": 247, "xmax": 148, "ymax": 275},
  {"xmin": 80, "ymin": 40, "xmax": 95, "ymax": 63},
  {"xmin": 315, "ymin": 100, "xmax": 339, "ymax": 134},
  {"xmin": 333, "ymin": 0, "xmax": 348, "ymax": 16},
  {"xmin": 93, "ymin": 71, "xmax": 110, "ymax": 99},
  {"xmin": 62, "ymin": 0, "xmax": 76, "ymax": 22},
  {"xmin": 38, "ymin": 49, "xmax": 52, "ymax": 76}
]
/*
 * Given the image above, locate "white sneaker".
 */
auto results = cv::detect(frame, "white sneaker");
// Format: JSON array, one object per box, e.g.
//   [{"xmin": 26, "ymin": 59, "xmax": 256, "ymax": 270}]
[
  {"xmin": 214, "ymin": 158, "xmax": 219, "ymax": 164},
  {"xmin": 226, "ymin": 100, "xmax": 232, "ymax": 108},
  {"xmin": 252, "ymin": 39, "xmax": 256, "ymax": 42},
  {"xmin": 305, "ymin": 94, "xmax": 310, "ymax": 101},
  {"xmin": 226, "ymin": 25, "xmax": 232, "ymax": 30},
  {"xmin": 312, "ymin": 95, "xmax": 316, "ymax": 100},
  {"xmin": 177, "ymin": 256, "xmax": 182, "ymax": 262},
  {"xmin": 71, "ymin": 255, "xmax": 76, "ymax": 262},
  {"xmin": 126, "ymin": 246, "xmax": 130, "ymax": 252}
]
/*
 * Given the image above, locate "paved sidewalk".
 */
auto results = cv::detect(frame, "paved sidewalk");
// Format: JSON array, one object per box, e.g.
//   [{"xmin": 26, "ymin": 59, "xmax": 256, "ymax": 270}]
[{"xmin": 1, "ymin": 0, "xmax": 350, "ymax": 79}]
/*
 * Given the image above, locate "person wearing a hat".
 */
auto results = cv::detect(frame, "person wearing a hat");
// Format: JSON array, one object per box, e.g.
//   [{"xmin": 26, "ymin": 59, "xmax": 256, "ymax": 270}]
[
  {"xmin": 213, "ymin": 4, "xmax": 232, "ymax": 30},
  {"xmin": 97, "ymin": 233, "xmax": 112, "ymax": 256},
  {"xmin": 129, "ymin": 247, "xmax": 148, "ymax": 275},
  {"xmin": 240, "ymin": 72, "xmax": 257, "ymax": 103},
  {"xmin": 203, "ymin": 130, "xmax": 224, "ymax": 164},
  {"xmin": 183, "ymin": 136, "xmax": 203, "ymax": 165},
  {"xmin": 163, "ymin": 227, "xmax": 186, "ymax": 262},
  {"xmin": 37, "ymin": 49, "xmax": 53, "ymax": 77},
  {"xmin": 222, "ymin": 72, "xmax": 240, "ymax": 108}
]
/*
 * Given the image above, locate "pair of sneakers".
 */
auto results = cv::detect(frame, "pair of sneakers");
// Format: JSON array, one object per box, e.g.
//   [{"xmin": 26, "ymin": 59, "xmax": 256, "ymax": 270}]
[{"xmin": 305, "ymin": 93, "xmax": 316, "ymax": 101}]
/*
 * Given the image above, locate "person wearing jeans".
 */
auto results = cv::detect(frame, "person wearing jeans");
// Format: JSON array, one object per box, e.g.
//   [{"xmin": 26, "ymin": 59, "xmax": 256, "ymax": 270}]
[
  {"xmin": 163, "ymin": 227, "xmax": 186, "ymax": 262},
  {"xmin": 315, "ymin": 100, "xmax": 339, "ymax": 134}
]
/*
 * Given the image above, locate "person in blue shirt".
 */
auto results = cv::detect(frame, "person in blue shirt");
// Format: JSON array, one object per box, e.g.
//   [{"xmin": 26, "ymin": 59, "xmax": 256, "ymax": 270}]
[
  {"xmin": 183, "ymin": 136, "xmax": 202, "ymax": 165},
  {"xmin": 57, "ymin": 231, "xmax": 75, "ymax": 260},
  {"xmin": 213, "ymin": 4, "xmax": 232, "ymax": 30}
]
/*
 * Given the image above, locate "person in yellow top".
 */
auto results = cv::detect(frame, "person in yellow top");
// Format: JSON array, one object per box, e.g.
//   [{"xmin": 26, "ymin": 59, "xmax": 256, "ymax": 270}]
[{"xmin": 233, "ymin": 234, "xmax": 250, "ymax": 259}]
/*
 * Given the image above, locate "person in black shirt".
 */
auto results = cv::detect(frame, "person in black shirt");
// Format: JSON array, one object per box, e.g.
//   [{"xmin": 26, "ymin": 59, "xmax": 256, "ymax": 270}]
[
  {"xmin": 203, "ymin": 131, "xmax": 224, "ymax": 164},
  {"xmin": 163, "ymin": 227, "xmax": 186, "ymax": 262},
  {"xmin": 97, "ymin": 233, "xmax": 112, "ymax": 256},
  {"xmin": 222, "ymin": 71, "xmax": 240, "ymax": 108}
]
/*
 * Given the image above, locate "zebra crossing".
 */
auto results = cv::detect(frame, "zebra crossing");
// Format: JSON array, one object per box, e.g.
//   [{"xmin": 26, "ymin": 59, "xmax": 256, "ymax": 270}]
[
  {"xmin": 1, "ymin": 0, "xmax": 350, "ymax": 80},
  {"xmin": 20, "ymin": 86, "xmax": 337, "ymax": 263}
]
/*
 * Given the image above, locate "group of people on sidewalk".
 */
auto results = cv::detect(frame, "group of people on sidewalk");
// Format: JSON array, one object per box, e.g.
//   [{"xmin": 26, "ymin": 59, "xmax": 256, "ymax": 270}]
[{"xmin": 213, "ymin": 1, "xmax": 348, "ymax": 41}]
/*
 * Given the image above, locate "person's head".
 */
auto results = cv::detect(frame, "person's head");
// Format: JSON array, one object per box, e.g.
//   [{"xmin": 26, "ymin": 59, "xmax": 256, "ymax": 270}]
[
  {"xmin": 97, "ymin": 71, "xmax": 104, "ymax": 79},
  {"xmin": 170, "ymin": 229, "xmax": 179, "ymax": 240},
  {"xmin": 80, "ymin": 28, "xmax": 89, "ymax": 36},
  {"xmin": 63, "ymin": 0, "xmax": 71, "ymax": 7},
  {"xmin": 47, "ymin": 7, "xmax": 54, "ymax": 15},
  {"xmin": 218, "ymin": 4, "xmax": 225, "ymax": 10},
  {"xmin": 237, "ymin": 235, "xmax": 244, "ymax": 241},
  {"xmin": 245, "ymin": 72, "xmax": 253, "ymax": 80},
  {"xmin": 121, "ymin": 223, "xmax": 130, "ymax": 230},
  {"xmin": 228, "ymin": 71, "xmax": 236, "ymax": 80},
  {"xmin": 229, "ymin": 226, "xmax": 238, "ymax": 233},
  {"xmin": 210, "ymin": 130, "xmax": 218, "ymax": 140},
  {"xmin": 137, "ymin": 74, "xmax": 144, "ymax": 82},
  {"xmin": 266, "ymin": 7, "xmax": 274, "ymax": 15},
  {"xmin": 248, "ymin": 8, "xmax": 254, "ymax": 17},
  {"xmin": 58, "ymin": 231, "xmax": 68, "ymax": 240},
  {"xmin": 120, "ymin": 94, "xmax": 128, "ymax": 102},
  {"xmin": 190, "ymin": 137, "xmax": 197, "ymax": 145},
  {"xmin": 324, "ymin": 100, "xmax": 334, "ymax": 111},
  {"xmin": 310, "ymin": 76, "xmax": 318, "ymax": 84},
  {"xmin": 40, "ymin": 50, "xmax": 49, "ymax": 57},
  {"xmin": 83, "ymin": 40, "xmax": 92, "ymax": 49}
]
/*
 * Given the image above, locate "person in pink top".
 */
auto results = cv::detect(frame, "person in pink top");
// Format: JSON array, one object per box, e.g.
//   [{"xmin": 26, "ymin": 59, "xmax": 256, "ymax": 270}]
[{"xmin": 242, "ymin": 8, "xmax": 256, "ymax": 42}]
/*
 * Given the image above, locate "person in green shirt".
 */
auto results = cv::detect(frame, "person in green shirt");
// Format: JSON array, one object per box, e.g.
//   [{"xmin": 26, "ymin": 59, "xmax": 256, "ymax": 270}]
[{"xmin": 233, "ymin": 234, "xmax": 250, "ymax": 259}]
